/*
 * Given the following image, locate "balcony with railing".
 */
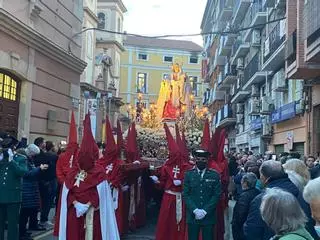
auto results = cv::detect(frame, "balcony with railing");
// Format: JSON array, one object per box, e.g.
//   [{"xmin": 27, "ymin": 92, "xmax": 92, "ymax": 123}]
[
  {"xmin": 242, "ymin": 0, "xmax": 268, "ymax": 43},
  {"xmin": 231, "ymin": 39, "xmax": 250, "ymax": 65},
  {"xmin": 243, "ymin": 53, "xmax": 267, "ymax": 90},
  {"xmin": 285, "ymin": 30, "xmax": 297, "ymax": 68},
  {"xmin": 215, "ymin": 104, "xmax": 236, "ymax": 128},
  {"xmin": 251, "ymin": 0, "xmax": 267, "ymax": 27},
  {"xmin": 217, "ymin": 63, "xmax": 238, "ymax": 90},
  {"xmin": 263, "ymin": 20, "xmax": 286, "ymax": 71},
  {"xmin": 209, "ymin": 89, "xmax": 225, "ymax": 105},
  {"xmin": 304, "ymin": 0, "xmax": 320, "ymax": 62},
  {"xmin": 231, "ymin": 75, "xmax": 250, "ymax": 104},
  {"xmin": 224, "ymin": 63, "xmax": 237, "ymax": 84},
  {"xmin": 219, "ymin": 0, "xmax": 233, "ymax": 22},
  {"xmin": 218, "ymin": 35, "xmax": 232, "ymax": 56},
  {"xmin": 232, "ymin": 0, "xmax": 252, "ymax": 26}
]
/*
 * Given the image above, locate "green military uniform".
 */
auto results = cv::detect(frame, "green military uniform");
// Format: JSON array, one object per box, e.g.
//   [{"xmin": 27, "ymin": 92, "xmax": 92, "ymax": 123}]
[
  {"xmin": 0, "ymin": 153, "xmax": 28, "ymax": 240},
  {"xmin": 183, "ymin": 168, "xmax": 221, "ymax": 240}
]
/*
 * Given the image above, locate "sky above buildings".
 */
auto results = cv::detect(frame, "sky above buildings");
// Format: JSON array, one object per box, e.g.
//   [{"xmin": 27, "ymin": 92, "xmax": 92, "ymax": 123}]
[{"xmin": 122, "ymin": 0, "xmax": 207, "ymax": 46}]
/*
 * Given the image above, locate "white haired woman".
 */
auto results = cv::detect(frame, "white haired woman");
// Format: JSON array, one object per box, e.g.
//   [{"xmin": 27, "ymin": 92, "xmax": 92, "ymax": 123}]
[
  {"xmin": 260, "ymin": 188, "xmax": 314, "ymax": 240},
  {"xmin": 283, "ymin": 159, "xmax": 311, "ymax": 192},
  {"xmin": 303, "ymin": 177, "xmax": 320, "ymax": 237}
]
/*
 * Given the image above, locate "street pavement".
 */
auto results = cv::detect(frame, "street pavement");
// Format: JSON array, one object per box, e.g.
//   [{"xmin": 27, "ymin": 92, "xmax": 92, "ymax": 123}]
[{"xmin": 34, "ymin": 200, "xmax": 235, "ymax": 240}]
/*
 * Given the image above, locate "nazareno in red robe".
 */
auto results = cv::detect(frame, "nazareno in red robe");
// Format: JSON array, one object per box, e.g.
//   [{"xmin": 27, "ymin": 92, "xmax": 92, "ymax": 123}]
[
  {"xmin": 155, "ymin": 124, "xmax": 190, "ymax": 240},
  {"xmin": 209, "ymin": 129, "xmax": 229, "ymax": 240},
  {"xmin": 54, "ymin": 110, "xmax": 78, "ymax": 237},
  {"xmin": 65, "ymin": 165, "xmax": 105, "ymax": 240},
  {"xmin": 53, "ymin": 146, "xmax": 78, "ymax": 236},
  {"xmin": 125, "ymin": 122, "xmax": 147, "ymax": 230},
  {"xmin": 155, "ymin": 163, "xmax": 189, "ymax": 240},
  {"xmin": 59, "ymin": 113, "xmax": 119, "ymax": 240}
]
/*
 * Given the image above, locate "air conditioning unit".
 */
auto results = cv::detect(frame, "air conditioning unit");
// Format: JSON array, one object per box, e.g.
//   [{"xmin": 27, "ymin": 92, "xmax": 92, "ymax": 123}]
[
  {"xmin": 251, "ymin": 30, "xmax": 261, "ymax": 47},
  {"xmin": 260, "ymin": 96, "xmax": 274, "ymax": 114},
  {"xmin": 264, "ymin": 37, "xmax": 270, "ymax": 57},
  {"xmin": 236, "ymin": 103, "xmax": 244, "ymax": 114},
  {"xmin": 237, "ymin": 58, "xmax": 244, "ymax": 70},
  {"xmin": 249, "ymin": 99, "xmax": 260, "ymax": 115},
  {"xmin": 262, "ymin": 123, "xmax": 271, "ymax": 136},
  {"xmin": 251, "ymin": 84, "xmax": 260, "ymax": 97},
  {"xmin": 236, "ymin": 114, "xmax": 244, "ymax": 124},
  {"xmin": 274, "ymin": 69, "xmax": 287, "ymax": 92},
  {"xmin": 262, "ymin": 117, "xmax": 272, "ymax": 136}
]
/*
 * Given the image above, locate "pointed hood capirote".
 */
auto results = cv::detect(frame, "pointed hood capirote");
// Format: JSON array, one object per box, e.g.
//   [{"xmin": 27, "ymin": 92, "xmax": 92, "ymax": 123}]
[
  {"xmin": 77, "ymin": 113, "xmax": 99, "ymax": 171},
  {"xmin": 103, "ymin": 115, "xmax": 118, "ymax": 163},
  {"xmin": 209, "ymin": 128, "xmax": 220, "ymax": 160},
  {"xmin": 201, "ymin": 119, "xmax": 210, "ymax": 151},
  {"xmin": 164, "ymin": 123, "xmax": 182, "ymax": 166},
  {"xmin": 175, "ymin": 124, "xmax": 189, "ymax": 161},
  {"xmin": 67, "ymin": 111, "xmax": 78, "ymax": 151},
  {"xmin": 116, "ymin": 119, "xmax": 125, "ymax": 154},
  {"xmin": 126, "ymin": 122, "xmax": 139, "ymax": 163}
]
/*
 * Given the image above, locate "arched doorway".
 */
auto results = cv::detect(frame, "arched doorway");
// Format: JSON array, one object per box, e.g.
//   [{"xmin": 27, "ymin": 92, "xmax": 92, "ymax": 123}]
[{"xmin": 0, "ymin": 71, "xmax": 20, "ymax": 137}]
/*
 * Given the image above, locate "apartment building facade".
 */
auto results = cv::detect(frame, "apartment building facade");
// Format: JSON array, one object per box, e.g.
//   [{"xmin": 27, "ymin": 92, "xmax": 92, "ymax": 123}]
[
  {"xmin": 201, "ymin": 0, "xmax": 315, "ymax": 155},
  {"xmin": 120, "ymin": 36, "xmax": 204, "ymax": 114}
]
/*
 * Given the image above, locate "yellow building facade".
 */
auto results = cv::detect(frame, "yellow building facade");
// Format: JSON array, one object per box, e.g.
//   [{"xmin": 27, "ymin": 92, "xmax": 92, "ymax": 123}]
[{"xmin": 120, "ymin": 36, "xmax": 204, "ymax": 114}]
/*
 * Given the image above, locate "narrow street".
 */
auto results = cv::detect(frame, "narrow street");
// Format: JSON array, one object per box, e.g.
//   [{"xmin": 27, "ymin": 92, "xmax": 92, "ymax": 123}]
[{"xmin": 33, "ymin": 201, "xmax": 235, "ymax": 240}]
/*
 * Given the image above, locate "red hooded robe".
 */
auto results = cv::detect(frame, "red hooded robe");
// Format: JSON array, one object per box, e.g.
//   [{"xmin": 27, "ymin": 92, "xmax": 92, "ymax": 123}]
[
  {"xmin": 59, "ymin": 114, "xmax": 119, "ymax": 240},
  {"xmin": 209, "ymin": 128, "xmax": 229, "ymax": 240},
  {"xmin": 54, "ymin": 111, "xmax": 79, "ymax": 236},
  {"xmin": 155, "ymin": 124, "xmax": 189, "ymax": 240},
  {"xmin": 126, "ymin": 122, "xmax": 146, "ymax": 229}
]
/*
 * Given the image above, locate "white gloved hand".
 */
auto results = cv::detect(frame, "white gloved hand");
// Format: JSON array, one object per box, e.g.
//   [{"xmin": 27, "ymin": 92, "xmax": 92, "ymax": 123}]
[
  {"xmin": 193, "ymin": 209, "xmax": 202, "ymax": 220},
  {"xmin": 198, "ymin": 209, "xmax": 207, "ymax": 220},
  {"xmin": 193, "ymin": 208, "xmax": 206, "ymax": 220},
  {"xmin": 133, "ymin": 160, "xmax": 141, "ymax": 164},
  {"xmin": 121, "ymin": 185, "xmax": 129, "ymax": 192},
  {"xmin": 173, "ymin": 180, "xmax": 182, "ymax": 186},
  {"xmin": 74, "ymin": 202, "xmax": 90, "ymax": 218},
  {"xmin": 7, "ymin": 149, "xmax": 14, "ymax": 162},
  {"xmin": 150, "ymin": 175, "xmax": 159, "ymax": 183}
]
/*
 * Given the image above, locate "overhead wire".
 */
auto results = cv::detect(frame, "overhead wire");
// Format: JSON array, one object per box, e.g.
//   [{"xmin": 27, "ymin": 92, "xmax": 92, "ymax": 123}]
[{"xmin": 68, "ymin": 17, "xmax": 286, "ymax": 57}]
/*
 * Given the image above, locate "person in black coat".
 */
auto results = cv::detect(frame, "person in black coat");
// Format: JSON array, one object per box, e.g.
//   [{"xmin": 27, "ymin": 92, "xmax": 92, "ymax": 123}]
[
  {"xmin": 33, "ymin": 138, "xmax": 57, "ymax": 228},
  {"xmin": 243, "ymin": 160, "xmax": 319, "ymax": 240},
  {"xmin": 18, "ymin": 144, "xmax": 48, "ymax": 240},
  {"xmin": 232, "ymin": 172, "xmax": 260, "ymax": 240}
]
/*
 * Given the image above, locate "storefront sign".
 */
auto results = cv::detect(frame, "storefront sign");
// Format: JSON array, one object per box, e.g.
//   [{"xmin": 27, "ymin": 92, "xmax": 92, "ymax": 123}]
[
  {"xmin": 251, "ymin": 118, "xmax": 262, "ymax": 131},
  {"xmin": 272, "ymin": 102, "xmax": 296, "ymax": 124}
]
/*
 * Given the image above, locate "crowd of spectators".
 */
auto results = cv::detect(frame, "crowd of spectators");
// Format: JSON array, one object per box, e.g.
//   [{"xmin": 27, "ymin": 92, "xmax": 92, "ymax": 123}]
[{"xmin": 227, "ymin": 150, "xmax": 320, "ymax": 240}]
